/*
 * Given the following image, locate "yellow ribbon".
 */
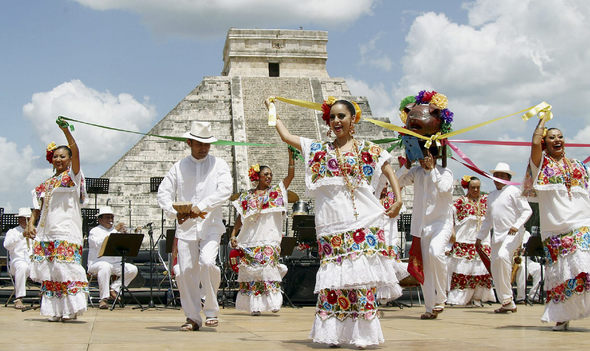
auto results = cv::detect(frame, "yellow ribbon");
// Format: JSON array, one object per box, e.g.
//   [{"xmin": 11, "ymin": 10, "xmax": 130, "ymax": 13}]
[
  {"xmin": 272, "ymin": 96, "xmax": 549, "ymax": 143},
  {"xmin": 521, "ymin": 101, "xmax": 553, "ymax": 121},
  {"xmin": 424, "ymin": 132, "xmax": 442, "ymax": 149},
  {"xmin": 271, "ymin": 96, "xmax": 323, "ymax": 111}
]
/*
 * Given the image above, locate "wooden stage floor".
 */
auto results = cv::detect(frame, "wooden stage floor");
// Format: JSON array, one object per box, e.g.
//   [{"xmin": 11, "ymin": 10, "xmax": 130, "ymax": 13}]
[{"xmin": 1, "ymin": 303, "xmax": 588, "ymax": 350}]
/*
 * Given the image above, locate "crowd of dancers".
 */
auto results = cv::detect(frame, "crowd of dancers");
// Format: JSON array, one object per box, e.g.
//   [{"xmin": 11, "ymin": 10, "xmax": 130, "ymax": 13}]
[{"xmin": 4, "ymin": 92, "xmax": 590, "ymax": 348}]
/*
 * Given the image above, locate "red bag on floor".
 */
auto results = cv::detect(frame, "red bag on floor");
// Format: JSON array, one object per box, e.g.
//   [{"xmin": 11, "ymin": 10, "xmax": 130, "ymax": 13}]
[{"xmin": 407, "ymin": 236, "xmax": 424, "ymax": 284}]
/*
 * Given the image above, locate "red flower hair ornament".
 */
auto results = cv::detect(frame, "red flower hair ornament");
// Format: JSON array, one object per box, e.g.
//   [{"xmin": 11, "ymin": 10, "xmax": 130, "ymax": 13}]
[
  {"xmin": 321, "ymin": 96, "xmax": 362, "ymax": 125},
  {"xmin": 46, "ymin": 142, "xmax": 57, "ymax": 164}
]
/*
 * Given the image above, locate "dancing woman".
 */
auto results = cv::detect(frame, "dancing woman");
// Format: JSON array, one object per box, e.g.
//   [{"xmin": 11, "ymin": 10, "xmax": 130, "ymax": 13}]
[
  {"xmin": 447, "ymin": 176, "xmax": 495, "ymax": 307},
  {"xmin": 528, "ymin": 116, "xmax": 590, "ymax": 330},
  {"xmin": 266, "ymin": 97, "xmax": 402, "ymax": 348},
  {"xmin": 230, "ymin": 149, "xmax": 295, "ymax": 315},
  {"xmin": 25, "ymin": 120, "xmax": 88, "ymax": 321}
]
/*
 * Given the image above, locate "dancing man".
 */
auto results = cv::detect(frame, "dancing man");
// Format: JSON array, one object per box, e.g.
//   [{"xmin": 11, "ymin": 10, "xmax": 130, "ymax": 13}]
[
  {"xmin": 476, "ymin": 162, "xmax": 532, "ymax": 313},
  {"xmin": 157, "ymin": 121, "xmax": 232, "ymax": 331},
  {"xmin": 87, "ymin": 206, "xmax": 138, "ymax": 309}
]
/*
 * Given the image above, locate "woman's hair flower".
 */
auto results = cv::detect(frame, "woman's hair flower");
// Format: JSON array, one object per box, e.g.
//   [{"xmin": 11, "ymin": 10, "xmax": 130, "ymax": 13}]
[
  {"xmin": 321, "ymin": 96, "xmax": 337, "ymax": 125},
  {"xmin": 46, "ymin": 142, "xmax": 57, "ymax": 164},
  {"xmin": 461, "ymin": 175, "xmax": 472, "ymax": 189},
  {"xmin": 248, "ymin": 164, "xmax": 260, "ymax": 182}
]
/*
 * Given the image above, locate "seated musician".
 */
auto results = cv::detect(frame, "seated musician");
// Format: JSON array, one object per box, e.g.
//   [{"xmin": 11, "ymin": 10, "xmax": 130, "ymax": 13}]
[
  {"xmin": 87, "ymin": 206, "xmax": 138, "ymax": 309},
  {"xmin": 3, "ymin": 208, "xmax": 33, "ymax": 309}
]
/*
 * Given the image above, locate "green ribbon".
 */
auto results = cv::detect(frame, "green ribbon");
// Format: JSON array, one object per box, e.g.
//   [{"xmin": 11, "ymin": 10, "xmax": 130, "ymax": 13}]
[{"xmin": 58, "ymin": 116, "xmax": 274, "ymax": 146}]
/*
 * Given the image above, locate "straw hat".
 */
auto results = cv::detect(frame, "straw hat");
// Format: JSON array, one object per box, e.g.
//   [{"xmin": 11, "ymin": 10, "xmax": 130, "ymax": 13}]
[
  {"xmin": 182, "ymin": 121, "xmax": 218, "ymax": 143},
  {"xmin": 490, "ymin": 162, "xmax": 515, "ymax": 177},
  {"xmin": 96, "ymin": 206, "xmax": 114, "ymax": 217},
  {"xmin": 17, "ymin": 208, "xmax": 31, "ymax": 218}
]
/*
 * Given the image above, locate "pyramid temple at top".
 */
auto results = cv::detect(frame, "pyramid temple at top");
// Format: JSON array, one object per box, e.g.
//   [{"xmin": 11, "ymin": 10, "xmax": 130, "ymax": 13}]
[{"xmin": 98, "ymin": 28, "xmax": 410, "ymax": 235}]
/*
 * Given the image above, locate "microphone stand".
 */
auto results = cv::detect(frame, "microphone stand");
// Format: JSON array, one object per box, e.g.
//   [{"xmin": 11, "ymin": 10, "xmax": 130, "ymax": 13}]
[{"xmin": 147, "ymin": 223, "xmax": 156, "ymax": 308}]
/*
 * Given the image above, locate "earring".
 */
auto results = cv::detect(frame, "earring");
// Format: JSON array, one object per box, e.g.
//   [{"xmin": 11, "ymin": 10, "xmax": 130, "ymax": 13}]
[
  {"xmin": 349, "ymin": 127, "xmax": 355, "ymax": 136},
  {"xmin": 327, "ymin": 129, "xmax": 333, "ymax": 137}
]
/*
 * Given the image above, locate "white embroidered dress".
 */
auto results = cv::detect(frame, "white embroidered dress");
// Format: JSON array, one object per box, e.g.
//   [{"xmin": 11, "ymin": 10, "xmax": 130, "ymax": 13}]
[
  {"xmin": 30, "ymin": 169, "xmax": 88, "ymax": 318},
  {"xmin": 301, "ymin": 137, "xmax": 400, "ymax": 348},
  {"xmin": 447, "ymin": 195, "xmax": 495, "ymax": 305},
  {"xmin": 232, "ymin": 182, "xmax": 289, "ymax": 312},
  {"xmin": 530, "ymin": 153, "xmax": 590, "ymax": 323}
]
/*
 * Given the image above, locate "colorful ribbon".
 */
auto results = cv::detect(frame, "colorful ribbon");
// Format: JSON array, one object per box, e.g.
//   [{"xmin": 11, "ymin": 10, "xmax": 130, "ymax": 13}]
[
  {"xmin": 446, "ymin": 141, "xmax": 521, "ymax": 185},
  {"xmin": 521, "ymin": 101, "xmax": 553, "ymax": 121},
  {"xmin": 58, "ymin": 116, "xmax": 274, "ymax": 147}
]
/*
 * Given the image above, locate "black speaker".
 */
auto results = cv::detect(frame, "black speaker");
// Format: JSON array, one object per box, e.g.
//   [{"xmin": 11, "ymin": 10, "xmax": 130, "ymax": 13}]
[{"xmin": 282, "ymin": 259, "xmax": 319, "ymax": 305}]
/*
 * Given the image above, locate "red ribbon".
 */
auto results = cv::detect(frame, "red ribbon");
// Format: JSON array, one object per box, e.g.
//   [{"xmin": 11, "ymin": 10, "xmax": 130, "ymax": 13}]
[{"xmin": 446, "ymin": 140, "xmax": 521, "ymax": 185}]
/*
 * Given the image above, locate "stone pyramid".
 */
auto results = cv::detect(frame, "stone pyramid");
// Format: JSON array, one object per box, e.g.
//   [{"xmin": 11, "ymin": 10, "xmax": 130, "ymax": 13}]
[{"xmin": 98, "ymin": 29, "xmax": 405, "ymax": 236}]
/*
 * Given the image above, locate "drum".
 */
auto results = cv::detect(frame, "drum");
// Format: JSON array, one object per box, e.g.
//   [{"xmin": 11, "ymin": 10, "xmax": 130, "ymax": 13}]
[{"xmin": 292, "ymin": 201, "xmax": 311, "ymax": 216}]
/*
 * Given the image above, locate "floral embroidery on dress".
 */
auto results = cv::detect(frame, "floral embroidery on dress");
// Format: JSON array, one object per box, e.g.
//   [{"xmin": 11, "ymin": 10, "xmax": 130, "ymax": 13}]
[
  {"xmin": 317, "ymin": 227, "xmax": 388, "ymax": 264},
  {"xmin": 238, "ymin": 280, "xmax": 281, "ymax": 296},
  {"xmin": 546, "ymin": 272, "xmax": 590, "ymax": 304},
  {"xmin": 543, "ymin": 226, "xmax": 590, "ymax": 264},
  {"xmin": 41, "ymin": 280, "xmax": 88, "ymax": 298},
  {"xmin": 450, "ymin": 242, "xmax": 491, "ymax": 261},
  {"xmin": 307, "ymin": 141, "xmax": 383, "ymax": 185},
  {"xmin": 537, "ymin": 156, "xmax": 589, "ymax": 190},
  {"xmin": 239, "ymin": 245, "xmax": 281, "ymax": 267},
  {"xmin": 454, "ymin": 195, "xmax": 487, "ymax": 222},
  {"xmin": 237, "ymin": 184, "xmax": 285, "ymax": 218},
  {"xmin": 450, "ymin": 273, "xmax": 493, "ymax": 290},
  {"xmin": 380, "ymin": 191, "xmax": 396, "ymax": 209},
  {"xmin": 32, "ymin": 240, "xmax": 83, "ymax": 265},
  {"xmin": 316, "ymin": 287, "xmax": 378, "ymax": 321}
]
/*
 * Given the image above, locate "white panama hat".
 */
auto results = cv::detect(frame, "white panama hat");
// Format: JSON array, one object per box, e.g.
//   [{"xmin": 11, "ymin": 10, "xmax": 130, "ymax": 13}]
[
  {"xmin": 17, "ymin": 207, "xmax": 31, "ymax": 218},
  {"xmin": 96, "ymin": 206, "xmax": 114, "ymax": 217},
  {"xmin": 182, "ymin": 121, "xmax": 218, "ymax": 144},
  {"xmin": 490, "ymin": 162, "xmax": 515, "ymax": 177}
]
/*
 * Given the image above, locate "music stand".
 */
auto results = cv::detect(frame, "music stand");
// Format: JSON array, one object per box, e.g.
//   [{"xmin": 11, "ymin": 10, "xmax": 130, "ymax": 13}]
[
  {"xmin": 99, "ymin": 233, "xmax": 145, "ymax": 310},
  {"xmin": 524, "ymin": 235, "xmax": 545, "ymax": 304},
  {"xmin": 1, "ymin": 213, "xmax": 18, "ymax": 233},
  {"xmin": 85, "ymin": 177, "xmax": 109, "ymax": 209}
]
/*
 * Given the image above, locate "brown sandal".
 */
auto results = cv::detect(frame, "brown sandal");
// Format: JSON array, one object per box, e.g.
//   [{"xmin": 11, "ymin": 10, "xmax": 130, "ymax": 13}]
[
  {"xmin": 494, "ymin": 305, "xmax": 517, "ymax": 313},
  {"xmin": 420, "ymin": 312, "xmax": 437, "ymax": 319},
  {"xmin": 204, "ymin": 318, "xmax": 218, "ymax": 327},
  {"xmin": 180, "ymin": 318, "xmax": 199, "ymax": 331}
]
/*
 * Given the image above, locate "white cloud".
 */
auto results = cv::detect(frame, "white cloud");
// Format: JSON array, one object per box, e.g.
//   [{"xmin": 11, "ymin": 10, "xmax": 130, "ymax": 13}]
[
  {"xmin": 73, "ymin": 0, "xmax": 376, "ymax": 37},
  {"xmin": 0, "ymin": 137, "xmax": 52, "ymax": 212},
  {"xmin": 392, "ymin": 0, "xmax": 590, "ymax": 187},
  {"xmin": 359, "ymin": 33, "xmax": 393, "ymax": 72},
  {"xmin": 22, "ymin": 79, "xmax": 157, "ymax": 165},
  {"xmin": 346, "ymin": 77, "xmax": 395, "ymax": 118}
]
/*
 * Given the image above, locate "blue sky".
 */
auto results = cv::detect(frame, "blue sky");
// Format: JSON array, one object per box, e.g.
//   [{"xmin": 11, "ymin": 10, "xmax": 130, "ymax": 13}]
[{"xmin": 2, "ymin": 0, "xmax": 589, "ymax": 212}]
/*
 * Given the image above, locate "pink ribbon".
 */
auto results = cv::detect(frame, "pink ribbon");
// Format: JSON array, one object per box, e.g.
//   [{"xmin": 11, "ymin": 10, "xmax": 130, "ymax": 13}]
[
  {"xmin": 446, "ymin": 140, "xmax": 521, "ymax": 185},
  {"xmin": 451, "ymin": 139, "xmax": 590, "ymax": 148}
]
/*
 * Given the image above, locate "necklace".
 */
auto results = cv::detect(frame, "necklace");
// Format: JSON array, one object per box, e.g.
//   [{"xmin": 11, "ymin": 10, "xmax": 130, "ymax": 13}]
[
  {"xmin": 466, "ymin": 195, "xmax": 484, "ymax": 230},
  {"xmin": 548, "ymin": 154, "xmax": 573, "ymax": 199},
  {"xmin": 334, "ymin": 138, "xmax": 363, "ymax": 219}
]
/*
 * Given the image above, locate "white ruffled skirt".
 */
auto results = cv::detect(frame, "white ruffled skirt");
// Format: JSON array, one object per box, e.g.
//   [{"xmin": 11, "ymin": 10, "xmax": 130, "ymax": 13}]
[
  {"xmin": 447, "ymin": 246, "xmax": 495, "ymax": 305},
  {"xmin": 311, "ymin": 226, "xmax": 398, "ymax": 347},
  {"xmin": 235, "ymin": 244, "xmax": 287, "ymax": 313},
  {"xmin": 541, "ymin": 230, "xmax": 590, "ymax": 323},
  {"xmin": 30, "ymin": 238, "xmax": 88, "ymax": 318}
]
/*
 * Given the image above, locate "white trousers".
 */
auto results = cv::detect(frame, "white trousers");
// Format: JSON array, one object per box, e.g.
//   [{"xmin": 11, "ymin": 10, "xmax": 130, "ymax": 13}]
[
  {"xmin": 10, "ymin": 260, "xmax": 31, "ymax": 299},
  {"xmin": 176, "ymin": 236, "xmax": 221, "ymax": 326},
  {"xmin": 421, "ymin": 227, "xmax": 452, "ymax": 313},
  {"xmin": 88, "ymin": 261, "xmax": 139, "ymax": 300},
  {"xmin": 490, "ymin": 236, "xmax": 521, "ymax": 305},
  {"xmin": 516, "ymin": 258, "xmax": 543, "ymax": 301}
]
